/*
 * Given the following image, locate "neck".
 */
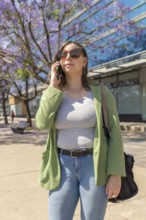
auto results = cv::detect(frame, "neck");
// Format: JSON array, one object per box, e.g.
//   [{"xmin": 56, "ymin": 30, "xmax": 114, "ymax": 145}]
[{"xmin": 65, "ymin": 78, "xmax": 82, "ymax": 91}]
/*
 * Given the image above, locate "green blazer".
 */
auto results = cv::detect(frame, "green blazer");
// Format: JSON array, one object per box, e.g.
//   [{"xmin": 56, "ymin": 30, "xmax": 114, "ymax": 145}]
[{"xmin": 35, "ymin": 85, "xmax": 126, "ymax": 190}]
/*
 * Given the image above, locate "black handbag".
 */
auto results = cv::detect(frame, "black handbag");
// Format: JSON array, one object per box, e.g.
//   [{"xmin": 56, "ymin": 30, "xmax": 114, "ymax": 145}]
[
  {"xmin": 100, "ymin": 85, "xmax": 138, "ymax": 203},
  {"xmin": 108, "ymin": 153, "xmax": 138, "ymax": 203}
]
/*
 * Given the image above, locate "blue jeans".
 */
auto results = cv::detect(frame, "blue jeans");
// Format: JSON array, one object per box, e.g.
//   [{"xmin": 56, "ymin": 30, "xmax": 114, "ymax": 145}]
[{"xmin": 48, "ymin": 154, "xmax": 108, "ymax": 220}]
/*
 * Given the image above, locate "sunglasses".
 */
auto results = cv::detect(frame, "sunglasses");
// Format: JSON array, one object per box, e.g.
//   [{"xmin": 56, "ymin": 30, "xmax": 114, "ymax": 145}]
[{"xmin": 57, "ymin": 48, "xmax": 83, "ymax": 60}]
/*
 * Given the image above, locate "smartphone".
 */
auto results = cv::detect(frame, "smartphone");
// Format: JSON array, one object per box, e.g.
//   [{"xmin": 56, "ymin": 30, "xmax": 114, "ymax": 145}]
[{"xmin": 56, "ymin": 65, "xmax": 63, "ymax": 80}]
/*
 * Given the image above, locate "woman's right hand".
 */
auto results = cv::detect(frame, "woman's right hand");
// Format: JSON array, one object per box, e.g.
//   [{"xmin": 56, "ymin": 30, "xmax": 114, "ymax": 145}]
[{"xmin": 50, "ymin": 61, "xmax": 62, "ymax": 89}]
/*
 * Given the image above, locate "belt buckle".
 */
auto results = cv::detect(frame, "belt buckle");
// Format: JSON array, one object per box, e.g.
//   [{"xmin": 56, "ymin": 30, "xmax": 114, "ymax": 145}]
[
  {"xmin": 70, "ymin": 149, "xmax": 85, "ymax": 158},
  {"xmin": 70, "ymin": 149, "xmax": 78, "ymax": 158}
]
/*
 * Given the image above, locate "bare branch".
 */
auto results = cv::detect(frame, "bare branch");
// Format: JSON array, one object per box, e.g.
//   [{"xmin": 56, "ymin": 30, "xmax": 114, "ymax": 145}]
[
  {"xmin": 41, "ymin": 8, "xmax": 53, "ymax": 62},
  {"xmin": 28, "ymin": 21, "xmax": 49, "ymax": 63}
]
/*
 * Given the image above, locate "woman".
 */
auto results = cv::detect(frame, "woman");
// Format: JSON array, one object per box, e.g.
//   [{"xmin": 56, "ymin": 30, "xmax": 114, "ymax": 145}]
[
  {"xmin": 11, "ymin": 110, "xmax": 15, "ymax": 123},
  {"xmin": 35, "ymin": 41, "xmax": 126, "ymax": 220}
]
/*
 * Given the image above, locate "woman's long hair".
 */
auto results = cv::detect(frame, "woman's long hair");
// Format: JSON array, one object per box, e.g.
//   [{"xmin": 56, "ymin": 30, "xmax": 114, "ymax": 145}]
[{"xmin": 53, "ymin": 41, "xmax": 90, "ymax": 90}]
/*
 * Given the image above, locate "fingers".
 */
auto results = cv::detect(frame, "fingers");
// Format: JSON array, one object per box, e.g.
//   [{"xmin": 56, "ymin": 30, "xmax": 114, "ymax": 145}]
[
  {"xmin": 106, "ymin": 175, "xmax": 121, "ymax": 199},
  {"xmin": 106, "ymin": 185, "xmax": 119, "ymax": 198},
  {"xmin": 50, "ymin": 62, "xmax": 62, "ymax": 89},
  {"xmin": 107, "ymin": 190, "xmax": 119, "ymax": 199},
  {"xmin": 51, "ymin": 61, "xmax": 61, "ymax": 74}
]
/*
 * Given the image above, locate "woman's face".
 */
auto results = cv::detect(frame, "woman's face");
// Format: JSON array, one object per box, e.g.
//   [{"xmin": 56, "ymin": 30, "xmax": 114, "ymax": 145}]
[{"xmin": 59, "ymin": 43, "xmax": 87, "ymax": 76}]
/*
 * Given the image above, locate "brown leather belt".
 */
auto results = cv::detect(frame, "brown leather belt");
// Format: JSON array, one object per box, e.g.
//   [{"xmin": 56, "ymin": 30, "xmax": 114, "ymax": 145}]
[{"xmin": 57, "ymin": 148, "xmax": 93, "ymax": 157}]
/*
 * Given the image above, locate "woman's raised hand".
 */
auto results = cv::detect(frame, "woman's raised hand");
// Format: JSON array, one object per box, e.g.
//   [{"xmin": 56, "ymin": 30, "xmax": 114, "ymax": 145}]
[{"xmin": 50, "ymin": 61, "xmax": 62, "ymax": 89}]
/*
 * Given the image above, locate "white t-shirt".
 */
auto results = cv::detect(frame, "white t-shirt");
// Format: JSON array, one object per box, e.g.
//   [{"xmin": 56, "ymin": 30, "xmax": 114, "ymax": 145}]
[{"xmin": 55, "ymin": 90, "xmax": 96, "ymax": 150}]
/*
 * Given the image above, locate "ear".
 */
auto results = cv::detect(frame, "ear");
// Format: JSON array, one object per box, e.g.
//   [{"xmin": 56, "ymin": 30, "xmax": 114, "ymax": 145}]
[{"xmin": 83, "ymin": 57, "xmax": 87, "ymax": 67}]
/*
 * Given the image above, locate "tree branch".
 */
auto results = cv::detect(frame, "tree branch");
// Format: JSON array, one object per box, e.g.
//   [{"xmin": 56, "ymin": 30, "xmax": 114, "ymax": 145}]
[
  {"xmin": 41, "ymin": 8, "xmax": 52, "ymax": 62},
  {"xmin": 28, "ymin": 21, "xmax": 49, "ymax": 63}
]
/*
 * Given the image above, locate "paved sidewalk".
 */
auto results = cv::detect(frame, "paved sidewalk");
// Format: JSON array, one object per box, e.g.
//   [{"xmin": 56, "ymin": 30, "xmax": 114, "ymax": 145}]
[{"xmin": 0, "ymin": 120, "xmax": 146, "ymax": 220}]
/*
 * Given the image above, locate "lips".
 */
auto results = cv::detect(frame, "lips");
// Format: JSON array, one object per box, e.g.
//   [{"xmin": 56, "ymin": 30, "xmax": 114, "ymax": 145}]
[{"xmin": 65, "ymin": 63, "xmax": 73, "ymax": 66}]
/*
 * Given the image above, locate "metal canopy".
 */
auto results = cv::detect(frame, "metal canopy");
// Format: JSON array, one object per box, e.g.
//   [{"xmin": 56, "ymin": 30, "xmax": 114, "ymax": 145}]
[{"xmin": 88, "ymin": 50, "xmax": 146, "ymax": 78}]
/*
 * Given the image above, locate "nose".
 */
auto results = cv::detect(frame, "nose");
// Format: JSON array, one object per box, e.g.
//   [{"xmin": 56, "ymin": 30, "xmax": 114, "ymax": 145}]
[{"xmin": 66, "ymin": 52, "xmax": 71, "ymax": 60}]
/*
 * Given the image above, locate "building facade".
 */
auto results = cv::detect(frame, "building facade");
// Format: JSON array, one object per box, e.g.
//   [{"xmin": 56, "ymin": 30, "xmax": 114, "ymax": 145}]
[
  {"xmin": 63, "ymin": 0, "xmax": 146, "ymax": 67},
  {"xmin": 88, "ymin": 51, "xmax": 146, "ymax": 122},
  {"xmin": 63, "ymin": 0, "xmax": 146, "ymax": 122},
  {"xmin": 8, "ymin": 84, "xmax": 47, "ymax": 117}
]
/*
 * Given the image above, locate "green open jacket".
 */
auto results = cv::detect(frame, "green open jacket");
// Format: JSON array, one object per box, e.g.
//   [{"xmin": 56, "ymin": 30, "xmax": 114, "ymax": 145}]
[{"xmin": 35, "ymin": 84, "xmax": 126, "ymax": 190}]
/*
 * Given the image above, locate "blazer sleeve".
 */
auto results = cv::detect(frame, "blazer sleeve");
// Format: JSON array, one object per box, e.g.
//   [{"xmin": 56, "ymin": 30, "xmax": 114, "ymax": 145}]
[
  {"xmin": 35, "ymin": 86, "xmax": 63, "ymax": 130},
  {"xmin": 104, "ymin": 86, "xmax": 126, "ymax": 177}
]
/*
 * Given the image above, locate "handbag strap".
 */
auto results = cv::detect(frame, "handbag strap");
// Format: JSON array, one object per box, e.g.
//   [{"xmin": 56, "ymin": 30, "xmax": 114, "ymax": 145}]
[{"xmin": 100, "ymin": 84, "xmax": 110, "ymax": 140}]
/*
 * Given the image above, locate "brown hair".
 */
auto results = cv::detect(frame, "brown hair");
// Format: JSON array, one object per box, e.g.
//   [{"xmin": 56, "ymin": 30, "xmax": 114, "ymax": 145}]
[{"xmin": 54, "ymin": 41, "xmax": 90, "ymax": 90}]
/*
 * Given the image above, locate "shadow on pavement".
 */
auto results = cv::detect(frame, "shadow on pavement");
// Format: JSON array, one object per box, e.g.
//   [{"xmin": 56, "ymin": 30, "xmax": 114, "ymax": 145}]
[
  {"xmin": 0, "ymin": 125, "xmax": 47, "ymax": 146},
  {"xmin": 122, "ymin": 131, "xmax": 146, "ymax": 143},
  {"xmin": 1, "ymin": 124, "xmax": 146, "ymax": 146}
]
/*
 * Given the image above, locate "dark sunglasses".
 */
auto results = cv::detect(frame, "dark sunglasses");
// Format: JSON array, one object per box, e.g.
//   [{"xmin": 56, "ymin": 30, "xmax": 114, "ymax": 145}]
[{"xmin": 57, "ymin": 48, "xmax": 83, "ymax": 60}]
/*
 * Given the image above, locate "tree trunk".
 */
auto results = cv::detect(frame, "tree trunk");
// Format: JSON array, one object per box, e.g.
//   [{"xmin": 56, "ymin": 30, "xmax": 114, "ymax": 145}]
[
  {"xmin": 1, "ymin": 92, "xmax": 8, "ymax": 124},
  {"xmin": 23, "ymin": 100, "xmax": 32, "ymax": 127}
]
